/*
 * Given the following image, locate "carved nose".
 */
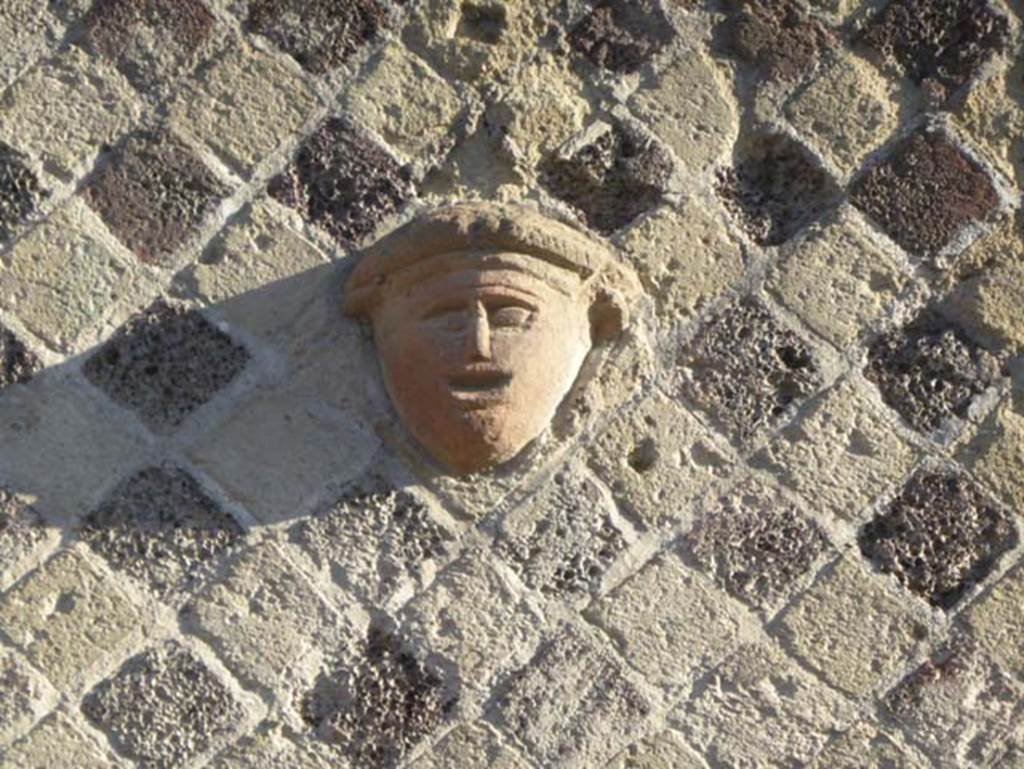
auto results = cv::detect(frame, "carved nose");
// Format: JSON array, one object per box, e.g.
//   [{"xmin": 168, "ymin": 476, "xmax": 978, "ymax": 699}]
[{"xmin": 465, "ymin": 302, "xmax": 491, "ymax": 361}]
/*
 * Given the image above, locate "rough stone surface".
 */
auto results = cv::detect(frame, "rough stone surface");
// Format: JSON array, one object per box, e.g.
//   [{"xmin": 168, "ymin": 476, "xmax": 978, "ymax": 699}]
[
  {"xmin": 717, "ymin": 133, "xmax": 840, "ymax": 246},
  {"xmin": 0, "ymin": 489, "xmax": 49, "ymax": 590},
  {"xmin": 808, "ymin": 721, "xmax": 918, "ymax": 768},
  {"xmin": 0, "ymin": 141, "xmax": 45, "ymax": 245},
  {"xmin": 607, "ymin": 731, "xmax": 707, "ymax": 769},
  {"xmin": 81, "ymin": 641, "xmax": 241, "ymax": 768},
  {"xmin": 678, "ymin": 296, "xmax": 823, "ymax": 446},
  {"xmin": 859, "ymin": 469, "xmax": 1017, "ymax": 609},
  {"xmin": 721, "ymin": 0, "xmax": 834, "ymax": 83},
  {"xmin": 965, "ymin": 564, "xmax": 1024, "ymax": 679},
  {"xmin": 84, "ymin": 130, "xmax": 230, "ymax": 264},
  {"xmin": 80, "ymin": 466, "xmax": 243, "ymax": 598},
  {"xmin": 83, "ymin": 301, "xmax": 249, "ymax": 433},
  {"xmin": 850, "ymin": 131, "xmax": 1000, "ymax": 259},
  {"xmin": 0, "ymin": 1, "xmax": 59, "ymax": 89},
  {"xmin": 568, "ymin": 0, "xmax": 674, "ymax": 75},
  {"xmin": 411, "ymin": 722, "xmax": 529, "ymax": 769},
  {"xmin": 2, "ymin": 711, "xmax": 118, "ymax": 769},
  {"xmin": 268, "ymin": 118, "xmax": 414, "ymax": 250},
  {"xmin": 954, "ymin": 58, "xmax": 1024, "ymax": 188},
  {"xmin": 864, "ymin": 310, "xmax": 1002, "ymax": 435},
  {"xmin": 959, "ymin": 388, "xmax": 1024, "ymax": 514},
  {"xmin": 0, "ymin": 325, "xmax": 43, "ymax": 393},
  {"xmin": 0, "ymin": 651, "xmax": 49, "ymax": 747}
]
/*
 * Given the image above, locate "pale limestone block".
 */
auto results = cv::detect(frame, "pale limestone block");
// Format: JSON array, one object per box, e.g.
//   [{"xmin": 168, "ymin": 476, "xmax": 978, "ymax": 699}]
[
  {"xmin": 959, "ymin": 393, "xmax": 1024, "ymax": 515},
  {"xmin": 0, "ymin": 1, "xmax": 59, "ymax": 87},
  {"xmin": 209, "ymin": 723, "xmax": 333, "ymax": 769},
  {"xmin": 629, "ymin": 48, "xmax": 739, "ymax": 177},
  {"xmin": 953, "ymin": 58, "xmax": 1024, "ymax": 189},
  {"xmin": 168, "ymin": 41, "xmax": 320, "ymax": 175},
  {"xmin": 768, "ymin": 207, "xmax": 908, "ymax": 349},
  {"xmin": 786, "ymin": 54, "xmax": 901, "ymax": 177},
  {"xmin": 411, "ymin": 722, "xmax": 529, "ymax": 769},
  {"xmin": 586, "ymin": 553, "xmax": 750, "ymax": 687},
  {"xmin": 0, "ymin": 651, "xmax": 52, "ymax": 748},
  {"xmin": 401, "ymin": 551, "xmax": 542, "ymax": 689},
  {"xmin": 588, "ymin": 393, "xmax": 736, "ymax": 530},
  {"xmin": 751, "ymin": 379, "xmax": 918, "ymax": 521},
  {"xmin": 964, "ymin": 564, "xmax": 1024, "ymax": 680},
  {"xmin": 1, "ymin": 199, "xmax": 139, "ymax": 352},
  {"xmin": 0, "ymin": 550, "xmax": 139, "ymax": 689},
  {"xmin": 778, "ymin": 556, "xmax": 930, "ymax": 697},
  {"xmin": 344, "ymin": 44, "xmax": 462, "ymax": 161},
  {"xmin": 2, "ymin": 711, "xmax": 117, "ymax": 769},
  {"xmin": 678, "ymin": 641, "xmax": 855, "ymax": 767},
  {"xmin": 0, "ymin": 48, "xmax": 142, "ymax": 181},
  {"xmin": 607, "ymin": 730, "xmax": 707, "ymax": 769},
  {"xmin": 809, "ymin": 721, "xmax": 919, "ymax": 769},
  {"xmin": 618, "ymin": 196, "xmax": 746, "ymax": 323}
]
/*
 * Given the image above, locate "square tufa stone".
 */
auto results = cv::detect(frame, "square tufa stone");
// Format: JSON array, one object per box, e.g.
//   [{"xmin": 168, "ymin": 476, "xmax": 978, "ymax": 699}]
[
  {"xmin": 858, "ymin": 469, "xmax": 1017, "ymax": 609},
  {"xmin": 268, "ymin": 118, "xmax": 414, "ymax": 251},
  {"xmin": 83, "ymin": 300, "xmax": 249, "ymax": 433},
  {"xmin": 0, "ymin": 140, "xmax": 46, "ymax": 245},
  {"xmin": 84, "ymin": 129, "xmax": 230, "ymax": 264},
  {"xmin": 81, "ymin": 641, "xmax": 242, "ymax": 768},
  {"xmin": 678, "ymin": 295, "xmax": 823, "ymax": 447},
  {"xmin": 568, "ymin": 0, "xmax": 675, "ymax": 74},
  {"xmin": 79, "ymin": 466, "xmax": 243, "ymax": 599},
  {"xmin": 0, "ymin": 324, "xmax": 43, "ymax": 393}
]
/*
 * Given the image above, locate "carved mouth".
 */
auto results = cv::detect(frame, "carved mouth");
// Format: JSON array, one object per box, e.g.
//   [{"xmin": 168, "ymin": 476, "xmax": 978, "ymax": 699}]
[{"xmin": 448, "ymin": 369, "xmax": 513, "ymax": 397}]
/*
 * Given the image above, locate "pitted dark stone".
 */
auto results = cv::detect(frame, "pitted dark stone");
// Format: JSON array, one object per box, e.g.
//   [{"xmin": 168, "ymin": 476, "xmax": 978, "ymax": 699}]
[
  {"xmin": 717, "ymin": 133, "xmax": 839, "ymax": 247},
  {"xmin": 540, "ymin": 122, "xmax": 673, "ymax": 234},
  {"xmin": 569, "ymin": 0, "xmax": 675, "ymax": 74},
  {"xmin": 85, "ymin": 130, "xmax": 229, "ymax": 263},
  {"xmin": 83, "ymin": 301, "xmax": 249, "ymax": 432},
  {"xmin": 850, "ymin": 131, "xmax": 999, "ymax": 259},
  {"xmin": 859, "ymin": 469, "xmax": 1017, "ymax": 609},
  {"xmin": 679, "ymin": 296, "xmax": 822, "ymax": 446},
  {"xmin": 81, "ymin": 641, "xmax": 241, "ymax": 768},
  {"xmin": 457, "ymin": 2, "xmax": 508, "ymax": 44},
  {"xmin": 0, "ymin": 141, "xmax": 45, "ymax": 246},
  {"xmin": 246, "ymin": 0, "xmax": 388, "ymax": 75},
  {"xmin": 268, "ymin": 118, "xmax": 414, "ymax": 250},
  {"xmin": 0, "ymin": 325, "xmax": 42, "ymax": 392},
  {"xmin": 722, "ymin": 0, "xmax": 834, "ymax": 83},
  {"xmin": 859, "ymin": 0, "xmax": 1008, "ymax": 100},
  {"xmin": 303, "ymin": 624, "xmax": 456, "ymax": 767},
  {"xmin": 80, "ymin": 466, "xmax": 243, "ymax": 598},
  {"xmin": 685, "ymin": 481, "xmax": 829, "ymax": 608},
  {"xmin": 864, "ymin": 311, "xmax": 1001, "ymax": 435}
]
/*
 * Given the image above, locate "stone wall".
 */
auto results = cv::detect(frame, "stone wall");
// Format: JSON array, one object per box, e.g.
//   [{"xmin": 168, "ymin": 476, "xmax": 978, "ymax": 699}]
[{"xmin": 1, "ymin": 0, "xmax": 1023, "ymax": 767}]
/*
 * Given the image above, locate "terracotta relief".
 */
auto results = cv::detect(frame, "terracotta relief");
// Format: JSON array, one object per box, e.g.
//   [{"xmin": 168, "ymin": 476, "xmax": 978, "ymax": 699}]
[{"xmin": 344, "ymin": 202, "xmax": 637, "ymax": 475}]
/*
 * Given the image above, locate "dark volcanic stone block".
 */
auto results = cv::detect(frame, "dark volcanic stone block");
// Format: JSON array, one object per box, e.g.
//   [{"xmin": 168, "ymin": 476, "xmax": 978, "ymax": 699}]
[
  {"xmin": 0, "ymin": 324, "xmax": 42, "ymax": 392},
  {"xmin": 678, "ymin": 296, "xmax": 822, "ymax": 446},
  {"xmin": 859, "ymin": 469, "xmax": 1017, "ymax": 609},
  {"xmin": 268, "ymin": 118, "xmax": 414, "ymax": 250},
  {"xmin": 859, "ymin": 0, "xmax": 1007, "ymax": 99},
  {"xmin": 851, "ymin": 131, "xmax": 999, "ymax": 259},
  {"xmin": 864, "ymin": 310, "xmax": 1000, "ymax": 435},
  {"xmin": 83, "ymin": 301, "xmax": 249, "ymax": 432},
  {"xmin": 82, "ymin": 641, "xmax": 241, "ymax": 768},
  {"xmin": 717, "ymin": 133, "xmax": 839, "ymax": 247},
  {"xmin": 540, "ymin": 122, "xmax": 673, "ymax": 234},
  {"xmin": 80, "ymin": 466, "xmax": 243, "ymax": 597},
  {"xmin": 246, "ymin": 0, "xmax": 388, "ymax": 75},
  {"xmin": 85, "ymin": 130, "xmax": 229, "ymax": 263},
  {"xmin": 303, "ymin": 624, "xmax": 456, "ymax": 768},
  {"xmin": 685, "ymin": 479, "xmax": 829, "ymax": 609},
  {"xmin": 0, "ymin": 141, "xmax": 45, "ymax": 245},
  {"xmin": 723, "ymin": 0, "xmax": 834, "ymax": 83},
  {"xmin": 569, "ymin": 0, "xmax": 675, "ymax": 74}
]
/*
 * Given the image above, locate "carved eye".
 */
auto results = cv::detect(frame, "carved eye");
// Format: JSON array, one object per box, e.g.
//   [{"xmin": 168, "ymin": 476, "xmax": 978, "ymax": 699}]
[{"xmin": 489, "ymin": 305, "xmax": 533, "ymax": 328}]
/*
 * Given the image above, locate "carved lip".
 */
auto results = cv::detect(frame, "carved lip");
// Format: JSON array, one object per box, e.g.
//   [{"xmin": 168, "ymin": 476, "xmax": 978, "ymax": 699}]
[{"xmin": 448, "ymin": 368, "xmax": 513, "ymax": 403}]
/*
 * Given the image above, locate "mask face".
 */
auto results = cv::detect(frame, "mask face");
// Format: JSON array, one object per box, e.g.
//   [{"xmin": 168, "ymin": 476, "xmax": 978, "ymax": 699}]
[{"xmin": 370, "ymin": 253, "xmax": 592, "ymax": 474}]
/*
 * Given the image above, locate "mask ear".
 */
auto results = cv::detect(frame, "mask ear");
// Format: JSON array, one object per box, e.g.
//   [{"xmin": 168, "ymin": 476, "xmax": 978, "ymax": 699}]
[{"xmin": 588, "ymin": 262, "xmax": 640, "ymax": 344}]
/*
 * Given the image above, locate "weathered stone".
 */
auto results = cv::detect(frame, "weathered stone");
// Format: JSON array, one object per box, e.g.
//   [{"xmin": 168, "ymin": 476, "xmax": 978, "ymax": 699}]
[
  {"xmin": 678, "ymin": 295, "xmax": 823, "ymax": 446},
  {"xmin": 0, "ymin": 141, "xmax": 45, "ymax": 245},
  {"xmin": 587, "ymin": 552, "xmax": 749, "ymax": 687},
  {"xmin": 209, "ymin": 723, "xmax": 332, "ymax": 769},
  {"xmin": 268, "ymin": 118, "xmax": 414, "ymax": 250},
  {"xmin": 684, "ymin": 476, "xmax": 829, "ymax": 610},
  {"xmin": 492, "ymin": 625, "xmax": 653, "ymax": 768},
  {"xmin": 717, "ymin": 132, "xmax": 840, "ymax": 246},
  {"xmin": 85, "ymin": 129, "xmax": 230, "ymax": 264},
  {"xmin": 588, "ymin": 393, "xmax": 736, "ymax": 530},
  {"xmin": 850, "ymin": 130, "xmax": 1000, "ymax": 259},
  {"xmin": 864, "ymin": 310, "xmax": 1002, "ymax": 435},
  {"xmin": 80, "ymin": 466, "xmax": 243, "ymax": 599},
  {"xmin": 82, "ymin": 641, "xmax": 242, "ymax": 768},
  {"xmin": 809, "ymin": 721, "xmax": 919, "ymax": 768},
  {"xmin": 751, "ymin": 379, "xmax": 918, "ymax": 521},
  {"xmin": 303, "ymin": 624, "xmax": 456, "ymax": 768},
  {"xmin": 0, "ymin": 651, "xmax": 50, "ymax": 747},
  {"xmin": 569, "ymin": 0, "xmax": 674, "ymax": 74},
  {"xmin": 778, "ymin": 556, "xmax": 929, "ymax": 696},
  {"xmin": 0, "ymin": 489, "xmax": 50, "ymax": 590},
  {"xmin": 0, "ymin": 325, "xmax": 43, "ymax": 393},
  {"xmin": 607, "ymin": 731, "xmax": 707, "ymax": 769},
  {"xmin": 721, "ymin": 0, "xmax": 834, "ymax": 83},
  {"xmin": 412, "ymin": 722, "xmax": 529, "ymax": 768},
  {"xmin": 168, "ymin": 40, "xmax": 320, "ymax": 175},
  {"xmin": 965, "ymin": 564, "xmax": 1024, "ymax": 679},
  {"xmin": 0, "ymin": 1, "xmax": 60, "ymax": 88},
  {"xmin": 954, "ymin": 58, "xmax": 1024, "ymax": 188},
  {"xmin": 540, "ymin": 120, "xmax": 674, "ymax": 235},
  {"xmin": 83, "ymin": 300, "xmax": 249, "ymax": 433},
  {"xmin": 0, "ymin": 550, "xmax": 139, "ymax": 688},
  {"xmin": 959, "ymin": 388, "xmax": 1024, "ymax": 514},
  {"xmin": 2, "ymin": 711, "xmax": 117, "ymax": 769},
  {"xmin": 769, "ymin": 207, "xmax": 908, "ymax": 349}
]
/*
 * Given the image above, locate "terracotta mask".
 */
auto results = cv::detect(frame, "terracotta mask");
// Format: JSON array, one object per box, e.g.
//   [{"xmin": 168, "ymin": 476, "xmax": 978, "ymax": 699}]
[{"xmin": 344, "ymin": 203, "xmax": 635, "ymax": 475}]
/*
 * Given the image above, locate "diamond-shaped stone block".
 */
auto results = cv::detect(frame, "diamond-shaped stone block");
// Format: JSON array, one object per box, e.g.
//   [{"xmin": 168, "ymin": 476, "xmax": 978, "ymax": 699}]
[
  {"xmin": 723, "ymin": 0, "xmax": 834, "ymax": 83},
  {"xmin": 80, "ymin": 466, "xmax": 243, "ymax": 598},
  {"xmin": 859, "ymin": 469, "xmax": 1017, "ymax": 609},
  {"xmin": 0, "ymin": 140, "xmax": 45, "ymax": 244},
  {"xmin": 85, "ymin": 129, "xmax": 229, "ymax": 263},
  {"xmin": 0, "ymin": 324, "xmax": 42, "ymax": 393},
  {"xmin": 82, "ymin": 641, "xmax": 242, "ymax": 768},
  {"xmin": 678, "ymin": 296, "xmax": 823, "ymax": 446},
  {"xmin": 569, "ymin": 0, "xmax": 674, "ymax": 74},
  {"xmin": 268, "ymin": 118, "xmax": 413, "ymax": 250},
  {"xmin": 83, "ymin": 301, "xmax": 249, "ymax": 433}
]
